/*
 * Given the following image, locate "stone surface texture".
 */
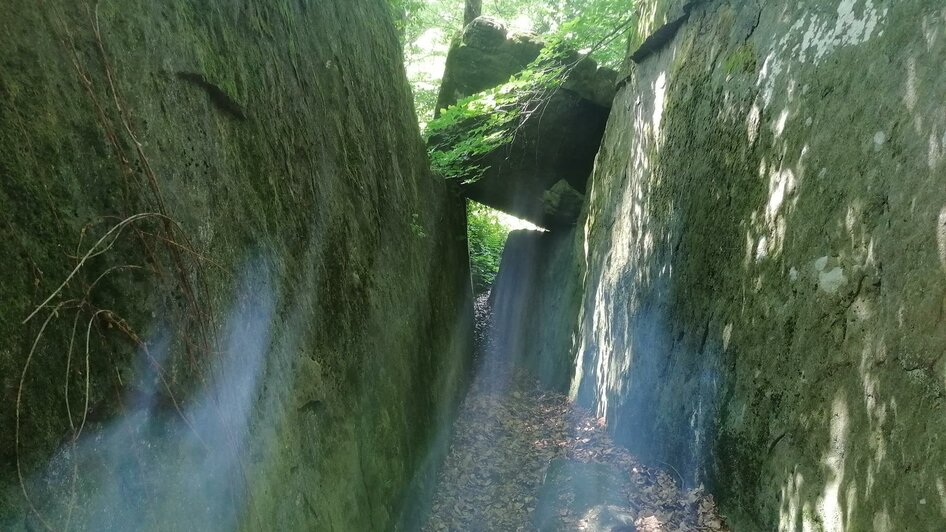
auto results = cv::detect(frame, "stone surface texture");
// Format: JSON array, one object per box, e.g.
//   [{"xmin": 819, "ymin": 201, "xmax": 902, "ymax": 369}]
[
  {"xmin": 434, "ymin": 16, "xmax": 618, "ymax": 227},
  {"xmin": 565, "ymin": 0, "xmax": 946, "ymax": 529},
  {"xmin": 0, "ymin": 1, "xmax": 472, "ymax": 529},
  {"xmin": 489, "ymin": 0, "xmax": 946, "ymax": 529}
]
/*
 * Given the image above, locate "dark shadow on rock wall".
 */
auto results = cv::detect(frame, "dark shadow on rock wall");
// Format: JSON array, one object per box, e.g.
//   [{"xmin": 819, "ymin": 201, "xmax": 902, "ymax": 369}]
[{"xmin": 488, "ymin": 228, "xmax": 582, "ymax": 393}]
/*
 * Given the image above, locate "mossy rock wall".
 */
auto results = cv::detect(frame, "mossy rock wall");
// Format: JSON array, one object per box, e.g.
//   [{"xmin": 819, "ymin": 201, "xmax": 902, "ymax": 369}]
[
  {"xmin": 569, "ymin": 0, "xmax": 946, "ymax": 529},
  {"xmin": 0, "ymin": 1, "xmax": 472, "ymax": 529}
]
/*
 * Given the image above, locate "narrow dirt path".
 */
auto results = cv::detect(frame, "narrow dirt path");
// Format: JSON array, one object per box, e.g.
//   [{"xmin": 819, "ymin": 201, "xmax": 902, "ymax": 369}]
[{"xmin": 423, "ymin": 296, "xmax": 729, "ymax": 532}]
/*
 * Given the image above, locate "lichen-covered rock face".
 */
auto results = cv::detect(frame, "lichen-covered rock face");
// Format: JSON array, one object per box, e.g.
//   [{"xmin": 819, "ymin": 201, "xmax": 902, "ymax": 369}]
[
  {"xmin": 568, "ymin": 0, "xmax": 946, "ymax": 529},
  {"xmin": 0, "ymin": 1, "xmax": 472, "ymax": 530}
]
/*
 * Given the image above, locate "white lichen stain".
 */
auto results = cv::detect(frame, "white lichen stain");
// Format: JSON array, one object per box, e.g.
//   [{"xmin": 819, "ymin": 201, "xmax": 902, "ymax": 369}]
[
  {"xmin": 904, "ymin": 57, "xmax": 918, "ymax": 111},
  {"xmin": 757, "ymin": 51, "xmax": 785, "ymax": 107},
  {"xmin": 819, "ymin": 267, "xmax": 848, "ymax": 294},
  {"xmin": 652, "ymin": 71, "xmax": 667, "ymax": 134},
  {"xmin": 754, "ymin": 166, "xmax": 796, "ymax": 261},
  {"xmin": 930, "ymin": 129, "xmax": 945, "ymax": 169},
  {"xmin": 773, "ymin": 108, "xmax": 790, "ymax": 138},
  {"xmin": 846, "ymin": 201, "xmax": 861, "ymax": 232},
  {"xmin": 798, "ymin": 0, "xmax": 888, "ymax": 64},
  {"xmin": 758, "ymin": 0, "xmax": 887, "ymax": 107},
  {"xmin": 767, "ymin": 168, "xmax": 793, "ymax": 219},
  {"xmin": 754, "ymin": 236, "xmax": 767, "ymax": 262}
]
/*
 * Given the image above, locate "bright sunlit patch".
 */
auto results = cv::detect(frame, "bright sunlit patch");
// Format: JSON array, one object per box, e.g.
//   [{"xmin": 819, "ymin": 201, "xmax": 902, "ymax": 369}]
[
  {"xmin": 406, "ymin": 28, "xmax": 449, "ymax": 80},
  {"xmin": 508, "ymin": 14, "xmax": 534, "ymax": 33},
  {"xmin": 652, "ymin": 72, "xmax": 667, "ymax": 133},
  {"xmin": 817, "ymin": 395, "xmax": 850, "ymax": 532},
  {"xmin": 495, "ymin": 210, "xmax": 544, "ymax": 231}
]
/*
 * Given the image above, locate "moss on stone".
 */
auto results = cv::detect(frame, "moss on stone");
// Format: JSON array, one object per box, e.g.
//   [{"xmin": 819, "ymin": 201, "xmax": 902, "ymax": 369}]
[
  {"xmin": 724, "ymin": 43, "xmax": 757, "ymax": 75},
  {"xmin": 0, "ymin": 1, "xmax": 472, "ymax": 529}
]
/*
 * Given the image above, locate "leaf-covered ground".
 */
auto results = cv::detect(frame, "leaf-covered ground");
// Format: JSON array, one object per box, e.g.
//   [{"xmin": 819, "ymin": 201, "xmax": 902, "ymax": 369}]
[{"xmin": 425, "ymin": 298, "xmax": 729, "ymax": 531}]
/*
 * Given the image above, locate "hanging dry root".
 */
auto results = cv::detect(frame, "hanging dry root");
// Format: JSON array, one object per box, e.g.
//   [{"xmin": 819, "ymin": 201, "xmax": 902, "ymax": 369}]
[{"xmin": 13, "ymin": 4, "xmax": 256, "ymax": 529}]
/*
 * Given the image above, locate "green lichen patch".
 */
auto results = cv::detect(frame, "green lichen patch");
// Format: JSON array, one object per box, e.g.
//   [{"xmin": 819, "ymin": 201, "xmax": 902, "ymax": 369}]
[{"xmin": 723, "ymin": 43, "xmax": 757, "ymax": 75}]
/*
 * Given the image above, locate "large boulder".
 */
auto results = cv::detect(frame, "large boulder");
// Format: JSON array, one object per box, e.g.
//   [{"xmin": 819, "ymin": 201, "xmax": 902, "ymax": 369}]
[
  {"xmin": 564, "ymin": 0, "xmax": 946, "ymax": 529},
  {"xmin": 432, "ymin": 17, "xmax": 617, "ymax": 228},
  {"xmin": 434, "ymin": 17, "xmax": 544, "ymax": 115},
  {"xmin": 458, "ymin": 87, "xmax": 610, "ymax": 228},
  {"xmin": 0, "ymin": 1, "xmax": 472, "ymax": 529}
]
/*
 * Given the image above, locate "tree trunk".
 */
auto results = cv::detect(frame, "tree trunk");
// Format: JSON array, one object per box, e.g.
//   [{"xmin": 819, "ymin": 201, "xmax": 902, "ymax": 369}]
[{"xmin": 463, "ymin": 0, "xmax": 482, "ymax": 26}]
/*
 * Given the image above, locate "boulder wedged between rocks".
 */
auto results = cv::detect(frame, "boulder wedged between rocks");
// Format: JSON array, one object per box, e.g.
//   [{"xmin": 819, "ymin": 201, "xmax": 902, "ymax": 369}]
[{"xmin": 433, "ymin": 16, "xmax": 617, "ymax": 228}]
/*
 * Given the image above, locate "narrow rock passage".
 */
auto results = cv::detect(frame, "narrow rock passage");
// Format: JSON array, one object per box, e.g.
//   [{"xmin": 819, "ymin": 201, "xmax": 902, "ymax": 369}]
[{"xmin": 423, "ymin": 295, "xmax": 729, "ymax": 532}]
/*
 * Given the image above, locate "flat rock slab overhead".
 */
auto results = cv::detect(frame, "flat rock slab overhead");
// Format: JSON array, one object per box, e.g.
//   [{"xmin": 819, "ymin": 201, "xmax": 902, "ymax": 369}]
[{"xmin": 433, "ymin": 16, "xmax": 617, "ymax": 228}]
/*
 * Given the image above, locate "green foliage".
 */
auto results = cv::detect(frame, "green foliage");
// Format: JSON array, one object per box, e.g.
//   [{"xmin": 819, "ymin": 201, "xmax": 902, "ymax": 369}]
[
  {"xmin": 466, "ymin": 201, "xmax": 510, "ymax": 294},
  {"xmin": 391, "ymin": 0, "xmax": 637, "ymax": 125},
  {"xmin": 425, "ymin": 46, "xmax": 571, "ymax": 182},
  {"xmin": 485, "ymin": 0, "xmax": 637, "ymax": 66},
  {"xmin": 552, "ymin": 0, "xmax": 637, "ymax": 67},
  {"xmin": 387, "ymin": 0, "xmax": 435, "ymax": 43}
]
